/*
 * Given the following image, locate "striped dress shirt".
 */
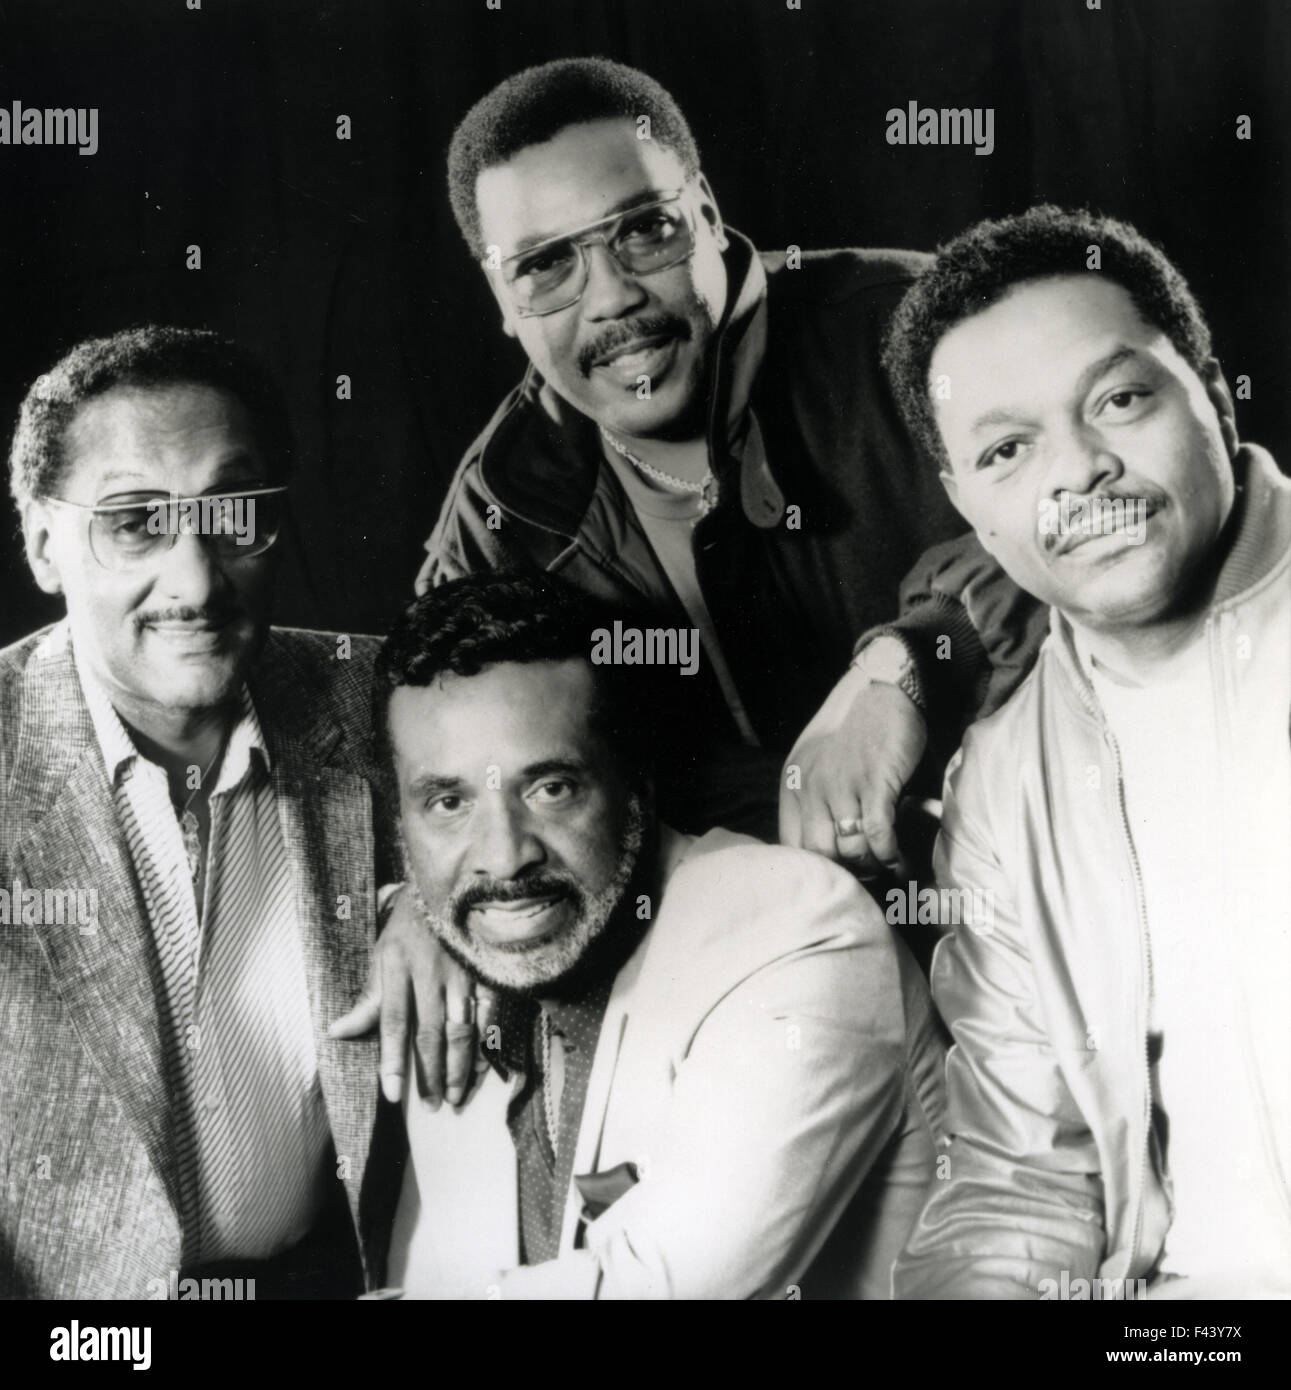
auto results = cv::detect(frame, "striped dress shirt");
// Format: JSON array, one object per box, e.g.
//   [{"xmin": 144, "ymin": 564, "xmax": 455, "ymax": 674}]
[{"xmin": 80, "ymin": 664, "xmax": 331, "ymax": 1266}]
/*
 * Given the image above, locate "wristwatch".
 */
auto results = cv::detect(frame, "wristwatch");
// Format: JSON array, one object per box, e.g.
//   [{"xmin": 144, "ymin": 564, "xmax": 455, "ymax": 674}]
[{"xmin": 850, "ymin": 633, "xmax": 926, "ymax": 714}]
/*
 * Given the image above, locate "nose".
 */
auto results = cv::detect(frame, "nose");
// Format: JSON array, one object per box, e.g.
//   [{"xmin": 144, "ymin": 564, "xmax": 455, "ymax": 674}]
[
  {"xmin": 471, "ymin": 792, "xmax": 546, "ymax": 881},
  {"xmin": 1049, "ymin": 423, "xmax": 1125, "ymax": 499},
  {"xmin": 153, "ymin": 531, "xmax": 230, "ymax": 607},
  {"xmin": 579, "ymin": 239, "xmax": 649, "ymax": 320}
]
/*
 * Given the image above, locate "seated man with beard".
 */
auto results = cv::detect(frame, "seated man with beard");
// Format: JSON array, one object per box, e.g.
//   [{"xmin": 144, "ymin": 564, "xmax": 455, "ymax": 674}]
[{"xmin": 374, "ymin": 572, "xmax": 944, "ymax": 1299}]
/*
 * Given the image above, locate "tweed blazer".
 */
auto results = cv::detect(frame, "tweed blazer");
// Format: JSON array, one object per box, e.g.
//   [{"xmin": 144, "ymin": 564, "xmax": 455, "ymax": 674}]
[{"xmin": 0, "ymin": 621, "xmax": 403, "ymax": 1298}]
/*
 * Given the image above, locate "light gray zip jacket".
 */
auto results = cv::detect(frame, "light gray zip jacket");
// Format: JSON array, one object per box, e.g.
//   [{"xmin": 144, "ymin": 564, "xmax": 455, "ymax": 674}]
[{"xmin": 894, "ymin": 445, "xmax": 1291, "ymax": 1299}]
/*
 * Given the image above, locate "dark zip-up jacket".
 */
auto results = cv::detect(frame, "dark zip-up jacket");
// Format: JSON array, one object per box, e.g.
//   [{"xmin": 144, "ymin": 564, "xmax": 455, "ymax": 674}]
[{"xmin": 417, "ymin": 232, "xmax": 1037, "ymax": 838}]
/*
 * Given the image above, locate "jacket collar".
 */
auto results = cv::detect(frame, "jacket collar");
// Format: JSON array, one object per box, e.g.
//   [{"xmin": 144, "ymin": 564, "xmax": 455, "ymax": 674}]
[
  {"xmin": 248, "ymin": 628, "xmax": 355, "ymax": 773},
  {"xmin": 475, "ymin": 228, "xmax": 782, "ymax": 538},
  {"xmin": 1048, "ymin": 444, "xmax": 1291, "ymax": 707}
]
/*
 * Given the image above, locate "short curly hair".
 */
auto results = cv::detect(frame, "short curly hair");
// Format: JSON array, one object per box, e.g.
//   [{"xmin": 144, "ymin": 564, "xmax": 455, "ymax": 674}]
[
  {"xmin": 373, "ymin": 570, "xmax": 661, "ymax": 793},
  {"xmin": 882, "ymin": 205, "xmax": 1214, "ymax": 471},
  {"xmin": 447, "ymin": 57, "xmax": 701, "ymax": 259},
  {"xmin": 9, "ymin": 324, "xmax": 293, "ymax": 508}
]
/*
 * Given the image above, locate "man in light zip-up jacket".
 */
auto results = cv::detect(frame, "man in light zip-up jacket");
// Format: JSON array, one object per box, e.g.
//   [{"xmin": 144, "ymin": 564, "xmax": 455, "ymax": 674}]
[{"xmin": 882, "ymin": 206, "xmax": 1291, "ymax": 1300}]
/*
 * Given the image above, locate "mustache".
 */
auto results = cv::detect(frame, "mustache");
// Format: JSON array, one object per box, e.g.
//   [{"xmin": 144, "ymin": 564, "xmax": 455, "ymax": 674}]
[
  {"xmin": 449, "ymin": 872, "xmax": 579, "ymax": 928},
  {"xmin": 135, "ymin": 604, "xmax": 241, "ymax": 629},
  {"xmin": 578, "ymin": 313, "xmax": 691, "ymax": 377}
]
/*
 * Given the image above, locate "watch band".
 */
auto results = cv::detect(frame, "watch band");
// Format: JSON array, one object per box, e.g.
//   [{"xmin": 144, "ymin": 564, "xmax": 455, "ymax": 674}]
[{"xmin": 850, "ymin": 632, "xmax": 927, "ymax": 714}]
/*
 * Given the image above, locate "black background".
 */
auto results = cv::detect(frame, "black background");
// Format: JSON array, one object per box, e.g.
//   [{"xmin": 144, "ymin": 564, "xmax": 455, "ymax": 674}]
[{"xmin": 0, "ymin": 0, "xmax": 1286, "ymax": 646}]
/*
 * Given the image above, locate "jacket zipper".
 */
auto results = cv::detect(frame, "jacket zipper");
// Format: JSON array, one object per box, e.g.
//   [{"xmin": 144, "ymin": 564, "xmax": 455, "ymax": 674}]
[
  {"xmin": 1104, "ymin": 722, "xmax": 1155, "ymax": 1281},
  {"xmin": 1066, "ymin": 647, "xmax": 1155, "ymax": 1280}
]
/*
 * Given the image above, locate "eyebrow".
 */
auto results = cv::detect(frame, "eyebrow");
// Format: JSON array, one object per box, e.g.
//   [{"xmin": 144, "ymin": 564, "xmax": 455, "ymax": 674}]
[
  {"xmin": 93, "ymin": 454, "xmax": 267, "ymax": 501},
  {"xmin": 405, "ymin": 758, "xmax": 588, "ymax": 800},
  {"xmin": 965, "ymin": 346, "xmax": 1143, "ymax": 435},
  {"xmin": 518, "ymin": 758, "xmax": 588, "ymax": 781},
  {"xmin": 508, "ymin": 190, "xmax": 672, "ymax": 257},
  {"xmin": 406, "ymin": 773, "xmax": 464, "ymax": 800}
]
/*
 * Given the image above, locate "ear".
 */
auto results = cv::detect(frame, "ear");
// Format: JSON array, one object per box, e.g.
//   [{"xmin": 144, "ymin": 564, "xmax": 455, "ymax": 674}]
[
  {"xmin": 1200, "ymin": 358, "xmax": 1239, "ymax": 459},
  {"xmin": 693, "ymin": 174, "xmax": 728, "ymax": 252},
  {"xmin": 22, "ymin": 500, "xmax": 66, "ymax": 596},
  {"xmin": 480, "ymin": 261, "xmax": 519, "ymax": 340}
]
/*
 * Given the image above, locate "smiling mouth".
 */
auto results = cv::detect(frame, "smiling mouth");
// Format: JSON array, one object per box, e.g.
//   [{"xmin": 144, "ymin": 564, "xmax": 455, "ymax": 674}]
[
  {"xmin": 468, "ymin": 894, "xmax": 567, "ymax": 949},
  {"xmin": 474, "ymin": 895, "xmax": 560, "ymax": 917},
  {"xmin": 1056, "ymin": 500, "xmax": 1160, "ymax": 556},
  {"xmin": 142, "ymin": 616, "xmax": 242, "ymax": 650},
  {"xmin": 589, "ymin": 334, "xmax": 679, "ymax": 382},
  {"xmin": 593, "ymin": 332, "xmax": 672, "ymax": 365}
]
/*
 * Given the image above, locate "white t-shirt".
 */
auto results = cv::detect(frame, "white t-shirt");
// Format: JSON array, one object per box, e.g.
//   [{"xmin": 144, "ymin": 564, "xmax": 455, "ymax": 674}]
[{"xmin": 1083, "ymin": 623, "xmax": 1291, "ymax": 1299}]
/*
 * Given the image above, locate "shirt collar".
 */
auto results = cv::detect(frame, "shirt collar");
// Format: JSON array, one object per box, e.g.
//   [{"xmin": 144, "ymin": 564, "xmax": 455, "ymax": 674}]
[
  {"xmin": 543, "ymin": 981, "xmax": 612, "ymax": 1049},
  {"xmin": 76, "ymin": 650, "xmax": 271, "ymax": 790},
  {"xmin": 216, "ymin": 687, "xmax": 273, "ymax": 789},
  {"xmin": 78, "ymin": 660, "xmax": 141, "ymax": 786},
  {"xmin": 483, "ymin": 992, "xmax": 537, "ymax": 1079},
  {"xmin": 481, "ymin": 980, "xmax": 613, "ymax": 1081}
]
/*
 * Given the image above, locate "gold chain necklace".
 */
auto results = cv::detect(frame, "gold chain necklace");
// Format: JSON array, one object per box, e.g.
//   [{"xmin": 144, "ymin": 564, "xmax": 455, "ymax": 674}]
[{"xmin": 600, "ymin": 426, "xmax": 718, "ymax": 517}]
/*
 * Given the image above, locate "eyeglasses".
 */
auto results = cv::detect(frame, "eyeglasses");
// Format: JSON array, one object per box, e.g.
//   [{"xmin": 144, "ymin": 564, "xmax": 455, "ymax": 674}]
[
  {"xmin": 492, "ymin": 191, "xmax": 696, "ymax": 318},
  {"xmin": 40, "ymin": 485, "xmax": 289, "ymax": 572}
]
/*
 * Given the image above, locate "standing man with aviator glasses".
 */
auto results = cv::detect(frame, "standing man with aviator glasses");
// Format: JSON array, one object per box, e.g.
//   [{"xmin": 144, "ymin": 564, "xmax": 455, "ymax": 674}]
[
  {"xmin": 416, "ymin": 57, "xmax": 1034, "ymax": 859},
  {"xmin": 0, "ymin": 325, "xmax": 404, "ymax": 1298}
]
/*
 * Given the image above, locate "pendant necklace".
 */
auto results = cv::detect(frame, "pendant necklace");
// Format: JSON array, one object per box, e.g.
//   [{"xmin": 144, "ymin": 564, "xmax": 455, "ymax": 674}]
[
  {"xmin": 600, "ymin": 426, "xmax": 718, "ymax": 517},
  {"xmin": 177, "ymin": 742, "xmax": 224, "ymax": 880}
]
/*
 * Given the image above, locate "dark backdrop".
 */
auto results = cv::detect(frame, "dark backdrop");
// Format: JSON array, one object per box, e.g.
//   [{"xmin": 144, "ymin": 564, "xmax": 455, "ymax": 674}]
[{"xmin": 1, "ymin": 0, "xmax": 1287, "ymax": 645}]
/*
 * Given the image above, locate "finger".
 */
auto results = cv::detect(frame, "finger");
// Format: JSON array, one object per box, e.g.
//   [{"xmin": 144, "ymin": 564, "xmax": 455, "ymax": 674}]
[
  {"xmin": 860, "ymin": 780, "xmax": 904, "ymax": 872},
  {"xmin": 797, "ymin": 789, "xmax": 843, "ymax": 861},
  {"xmin": 778, "ymin": 776, "xmax": 803, "ymax": 848},
  {"xmin": 461, "ymin": 987, "xmax": 501, "ymax": 1103},
  {"xmin": 411, "ymin": 986, "xmax": 447, "ymax": 1111},
  {"xmin": 377, "ymin": 947, "xmax": 413, "ymax": 1106},
  {"xmin": 328, "ymin": 987, "xmax": 380, "ymax": 1040},
  {"xmin": 829, "ymin": 800, "xmax": 883, "ymax": 877},
  {"xmin": 834, "ymin": 835, "xmax": 884, "ymax": 878},
  {"xmin": 444, "ymin": 1018, "xmax": 478, "ymax": 1108},
  {"xmin": 475, "ymin": 984, "xmax": 500, "ymax": 1037},
  {"xmin": 409, "ymin": 957, "xmax": 449, "ymax": 1107},
  {"xmin": 442, "ymin": 979, "xmax": 477, "ymax": 1106}
]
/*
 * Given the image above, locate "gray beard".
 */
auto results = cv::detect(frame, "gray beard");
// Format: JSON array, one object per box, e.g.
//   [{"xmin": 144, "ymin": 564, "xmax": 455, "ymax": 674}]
[{"xmin": 406, "ymin": 793, "xmax": 648, "ymax": 994}]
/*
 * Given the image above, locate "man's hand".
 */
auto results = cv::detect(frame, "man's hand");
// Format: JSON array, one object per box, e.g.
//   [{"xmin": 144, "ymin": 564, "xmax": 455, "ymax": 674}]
[
  {"xmin": 779, "ymin": 666, "xmax": 927, "ymax": 872},
  {"xmin": 328, "ymin": 886, "xmax": 497, "ymax": 1108}
]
